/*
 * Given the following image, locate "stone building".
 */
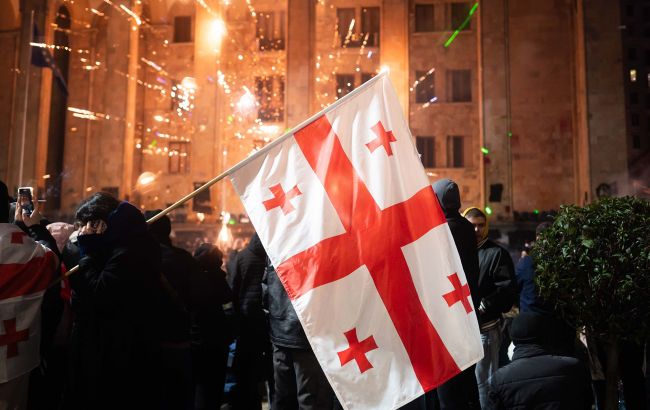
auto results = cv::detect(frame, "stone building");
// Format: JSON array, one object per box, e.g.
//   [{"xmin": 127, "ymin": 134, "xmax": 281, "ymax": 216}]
[{"xmin": 0, "ymin": 0, "xmax": 641, "ymax": 238}]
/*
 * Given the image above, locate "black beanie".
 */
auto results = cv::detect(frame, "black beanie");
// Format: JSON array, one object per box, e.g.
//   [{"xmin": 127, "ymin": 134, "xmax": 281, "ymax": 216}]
[
  {"xmin": 510, "ymin": 312, "xmax": 551, "ymax": 345},
  {"xmin": 0, "ymin": 181, "xmax": 9, "ymax": 223}
]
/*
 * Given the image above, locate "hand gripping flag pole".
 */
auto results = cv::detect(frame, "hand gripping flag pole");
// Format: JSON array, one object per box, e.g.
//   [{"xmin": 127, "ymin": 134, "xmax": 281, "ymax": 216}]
[{"xmin": 59, "ymin": 69, "xmax": 390, "ymax": 282}]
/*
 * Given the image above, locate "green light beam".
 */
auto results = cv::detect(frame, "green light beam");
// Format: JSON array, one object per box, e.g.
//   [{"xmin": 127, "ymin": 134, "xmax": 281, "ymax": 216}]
[{"xmin": 444, "ymin": 2, "xmax": 479, "ymax": 48}]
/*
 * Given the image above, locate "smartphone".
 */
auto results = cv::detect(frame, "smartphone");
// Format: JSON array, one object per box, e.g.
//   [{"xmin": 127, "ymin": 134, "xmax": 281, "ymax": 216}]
[{"xmin": 17, "ymin": 187, "xmax": 34, "ymax": 215}]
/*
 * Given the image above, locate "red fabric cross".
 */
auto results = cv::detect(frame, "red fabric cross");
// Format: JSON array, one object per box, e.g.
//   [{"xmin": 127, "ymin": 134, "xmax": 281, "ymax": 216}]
[
  {"xmin": 442, "ymin": 273, "xmax": 473, "ymax": 314},
  {"xmin": 263, "ymin": 183, "xmax": 302, "ymax": 215},
  {"xmin": 366, "ymin": 121, "xmax": 397, "ymax": 156},
  {"xmin": 277, "ymin": 115, "xmax": 460, "ymax": 390},
  {"xmin": 11, "ymin": 231, "xmax": 27, "ymax": 244},
  {"xmin": 337, "ymin": 328, "xmax": 378, "ymax": 374},
  {"xmin": 0, "ymin": 318, "xmax": 29, "ymax": 359}
]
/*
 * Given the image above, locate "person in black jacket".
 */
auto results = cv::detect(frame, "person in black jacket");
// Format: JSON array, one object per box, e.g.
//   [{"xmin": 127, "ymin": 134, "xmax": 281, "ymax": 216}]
[
  {"xmin": 231, "ymin": 233, "xmax": 273, "ymax": 409},
  {"xmin": 462, "ymin": 206, "xmax": 517, "ymax": 408},
  {"xmin": 192, "ymin": 243, "xmax": 233, "ymax": 410},
  {"xmin": 265, "ymin": 260, "xmax": 338, "ymax": 410},
  {"xmin": 486, "ymin": 312, "xmax": 591, "ymax": 410},
  {"xmin": 431, "ymin": 179, "xmax": 481, "ymax": 410},
  {"xmin": 69, "ymin": 194, "xmax": 163, "ymax": 410},
  {"xmin": 144, "ymin": 210, "xmax": 195, "ymax": 410}
]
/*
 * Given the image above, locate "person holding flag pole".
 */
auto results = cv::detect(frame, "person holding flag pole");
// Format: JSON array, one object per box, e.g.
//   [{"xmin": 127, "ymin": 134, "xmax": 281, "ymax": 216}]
[{"xmin": 62, "ymin": 70, "xmax": 482, "ymax": 410}]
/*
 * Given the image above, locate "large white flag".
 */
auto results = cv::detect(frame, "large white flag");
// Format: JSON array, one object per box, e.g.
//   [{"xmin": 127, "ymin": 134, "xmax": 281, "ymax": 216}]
[
  {"xmin": 229, "ymin": 73, "xmax": 482, "ymax": 410},
  {"xmin": 0, "ymin": 223, "xmax": 58, "ymax": 383}
]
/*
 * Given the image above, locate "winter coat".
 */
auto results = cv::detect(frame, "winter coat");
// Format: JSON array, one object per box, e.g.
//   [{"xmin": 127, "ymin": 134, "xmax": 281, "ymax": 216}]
[
  {"xmin": 69, "ymin": 202, "xmax": 163, "ymax": 409},
  {"xmin": 232, "ymin": 234, "xmax": 266, "ymax": 321},
  {"xmin": 486, "ymin": 313, "xmax": 591, "ymax": 410},
  {"xmin": 432, "ymin": 179, "xmax": 481, "ymax": 308},
  {"xmin": 191, "ymin": 246, "xmax": 233, "ymax": 348},
  {"xmin": 477, "ymin": 239, "xmax": 517, "ymax": 327},
  {"xmin": 265, "ymin": 261, "xmax": 309, "ymax": 349},
  {"xmin": 158, "ymin": 243, "xmax": 194, "ymax": 343}
]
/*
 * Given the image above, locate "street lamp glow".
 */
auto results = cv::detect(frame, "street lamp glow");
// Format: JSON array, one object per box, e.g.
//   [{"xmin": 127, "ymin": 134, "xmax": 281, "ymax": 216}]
[
  {"xmin": 210, "ymin": 18, "xmax": 227, "ymax": 49},
  {"xmin": 181, "ymin": 76, "xmax": 198, "ymax": 92},
  {"xmin": 137, "ymin": 171, "xmax": 156, "ymax": 187},
  {"xmin": 236, "ymin": 87, "xmax": 256, "ymax": 114}
]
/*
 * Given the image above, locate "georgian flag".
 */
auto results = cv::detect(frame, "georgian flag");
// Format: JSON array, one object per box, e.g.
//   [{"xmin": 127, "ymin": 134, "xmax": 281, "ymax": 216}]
[
  {"xmin": 229, "ymin": 73, "xmax": 482, "ymax": 409},
  {"xmin": 0, "ymin": 223, "xmax": 58, "ymax": 383}
]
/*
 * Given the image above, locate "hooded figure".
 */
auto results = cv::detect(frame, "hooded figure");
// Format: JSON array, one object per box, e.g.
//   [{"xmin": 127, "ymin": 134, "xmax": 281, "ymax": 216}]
[
  {"xmin": 431, "ymin": 179, "xmax": 482, "ymax": 410},
  {"xmin": 432, "ymin": 179, "xmax": 480, "ymax": 307},
  {"xmin": 70, "ymin": 194, "xmax": 163, "ymax": 410},
  {"xmin": 486, "ymin": 312, "xmax": 592, "ymax": 410},
  {"xmin": 231, "ymin": 233, "xmax": 273, "ymax": 409}
]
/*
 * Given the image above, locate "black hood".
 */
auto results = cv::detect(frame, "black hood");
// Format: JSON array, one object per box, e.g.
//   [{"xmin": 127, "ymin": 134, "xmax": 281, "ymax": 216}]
[
  {"xmin": 511, "ymin": 312, "xmax": 551, "ymax": 346},
  {"xmin": 432, "ymin": 179, "xmax": 461, "ymax": 215},
  {"xmin": 247, "ymin": 233, "xmax": 266, "ymax": 257}
]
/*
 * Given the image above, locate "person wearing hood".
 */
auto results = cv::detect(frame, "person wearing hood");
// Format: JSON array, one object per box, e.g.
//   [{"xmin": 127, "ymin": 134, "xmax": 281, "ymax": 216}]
[
  {"xmin": 231, "ymin": 233, "xmax": 274, "ymax": 409},
  {"xmin": 431, "ymin": 179, "xmax": 481, "ymax": 410},
  {"xmin": 192, "ymin": 242, "xmax": 233, "ymax": 409},
  {"xmin": 486, "ymin": 312, "xmax": 591, "ymax": 410},
  {"xmin": 462, "ymin": 206, "xmax": 517, "ymax": 408},
  {"xmin": 144, "ymin": 210, "xmax": 196, "ymax": 410},
  {"xmin": 69, "ymin": 193, "xmax": 163, "ymax": 409}
]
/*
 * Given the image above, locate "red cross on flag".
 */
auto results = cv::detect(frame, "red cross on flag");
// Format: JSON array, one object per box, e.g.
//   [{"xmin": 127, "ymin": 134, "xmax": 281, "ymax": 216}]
[
  {"xmin": 229, "ymin": 72, "xmax": 482, "ymax": 409},
  {"xmin": 0, "ymin": 224, "xmax": 58, "ymax": 383}
]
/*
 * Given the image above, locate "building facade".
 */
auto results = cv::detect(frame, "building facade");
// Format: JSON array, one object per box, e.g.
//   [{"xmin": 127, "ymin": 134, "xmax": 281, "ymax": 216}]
[{"xmin": 0, "ymin": 0, "xmax": 642, "ymax": 233}]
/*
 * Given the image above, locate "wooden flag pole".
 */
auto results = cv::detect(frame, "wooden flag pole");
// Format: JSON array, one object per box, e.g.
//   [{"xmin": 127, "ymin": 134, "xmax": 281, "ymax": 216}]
[{"xmin": 60, "ymin": 70, "xmax": 389, "ymax": 280}]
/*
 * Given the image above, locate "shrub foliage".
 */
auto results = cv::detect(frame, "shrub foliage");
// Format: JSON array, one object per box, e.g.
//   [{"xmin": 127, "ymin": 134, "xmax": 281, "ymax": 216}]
[{"xmin": 532, "ymin": 196, "xmax": 650, "ymax": 343}]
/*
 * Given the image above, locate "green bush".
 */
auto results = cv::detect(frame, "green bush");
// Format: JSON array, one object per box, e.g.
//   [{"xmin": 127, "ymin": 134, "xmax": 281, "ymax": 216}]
[{"xmin": 532, "ymin": 196, "xmax": 650, "ymax": 343}]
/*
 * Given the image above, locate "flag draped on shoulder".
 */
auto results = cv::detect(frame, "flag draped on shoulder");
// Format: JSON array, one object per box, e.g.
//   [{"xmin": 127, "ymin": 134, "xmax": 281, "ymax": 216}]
[
  {"xmin": 228, "ymin": 72, "xmax": 483, "ymax": 410},
  {"xmin": 0, "ymin": 223, "xmax": 58, "ymax": 383}
]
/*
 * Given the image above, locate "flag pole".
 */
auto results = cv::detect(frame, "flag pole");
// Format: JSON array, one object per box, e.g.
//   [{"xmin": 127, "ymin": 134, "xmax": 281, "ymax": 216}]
[
  {"xmin": 18, "ymin": 10, "xmax": 34, "ymax": 186},
  {"xmin": 61, "ymin": 70, "xmax": 389, "ymax": 280}
]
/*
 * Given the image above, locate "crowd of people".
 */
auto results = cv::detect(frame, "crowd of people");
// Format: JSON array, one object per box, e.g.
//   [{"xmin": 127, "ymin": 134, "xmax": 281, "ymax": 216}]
[{"xmin": 0, "ymin": 178, "xmax": 647, "ymax": 410}]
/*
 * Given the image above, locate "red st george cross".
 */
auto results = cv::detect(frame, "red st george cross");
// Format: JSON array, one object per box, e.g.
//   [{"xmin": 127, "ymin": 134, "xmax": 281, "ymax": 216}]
[
  {"xmin": 263, "ymin": 183, "xmax": 302, "ymax": 215},
  {"xmin": 0, "ymin": 318, "xmax": 29, "ymax": 359},
  {"xmin": 443, "ymin": 273, "xmax": 473, "ymax": 313},
  {"xmin": 275, "ymin": 117, "xmax": 461, "ymax": 390},
  {"xmin": 366, "ymin": 121, "xmax": 397, "ymax": 156},
  {"xmin": 338, "ymin": 328, "xmax": 378, "ymax": 373},
  {"xmin": 11, "ymin": 231, "xmax": 27, "ymax": 244}
]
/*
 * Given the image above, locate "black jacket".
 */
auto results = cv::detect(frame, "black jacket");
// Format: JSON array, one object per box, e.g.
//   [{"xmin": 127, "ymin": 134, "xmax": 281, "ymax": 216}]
[
  {"xmin": 432, "ymin": 179, "xmax": 481, "ymax": 308},
  {"xmin": 487, "ymin": 313, "xmax": 591, "ymax": 410},
  {"xmin": 232, "ymin": 234, "xmax": 266, "ymax": 321},
  {"xmin": 265, "ymin": 261, "xmax": 309, "ymax": 349},
  {"xmin": 477, "ymin": 239, "xmax": 517, "ymax": 326},
  {"xmin": 158, "ymin": 243, "xmax": 195, "ymax": 342},
  {"xmin": 70, "ymin": 202, "xmax": 163, "ymax": 409},
  {"xmin": 191, "ymin": 248, "xmax": 233, "ymax": 348}
]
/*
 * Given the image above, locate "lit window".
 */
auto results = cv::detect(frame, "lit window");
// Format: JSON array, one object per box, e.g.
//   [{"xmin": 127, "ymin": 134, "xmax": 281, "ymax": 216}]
[
  {"xmin": 256, "ymin": 76, "xmax": 285, "ymax": 122},
  {"xmin": 256, "ymin": 11, "xmax": 286, "ymax": 51},
  {"xmin": 630, "ymin": 69, "xmax": 637, "ymax": 82}
]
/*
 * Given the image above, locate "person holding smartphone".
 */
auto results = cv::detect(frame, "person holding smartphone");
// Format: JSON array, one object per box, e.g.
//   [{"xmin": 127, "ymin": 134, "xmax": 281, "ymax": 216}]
[{"xmin": 0, "ymin": 182, "xmax": 59, "ymax": 409}]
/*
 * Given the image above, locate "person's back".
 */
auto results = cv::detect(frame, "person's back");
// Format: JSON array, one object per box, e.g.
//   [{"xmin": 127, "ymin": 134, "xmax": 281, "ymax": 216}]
[
  {"xmin": 487, "ymin": 313, "xmax": 591, "ymax": 410},
  {"xmin": 192, "ymin": 243, "xmax": 232, "ymax": 409},
  {"xmin": 432, "ymin": 179, "xmax": 481, "ymax": 410}
]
